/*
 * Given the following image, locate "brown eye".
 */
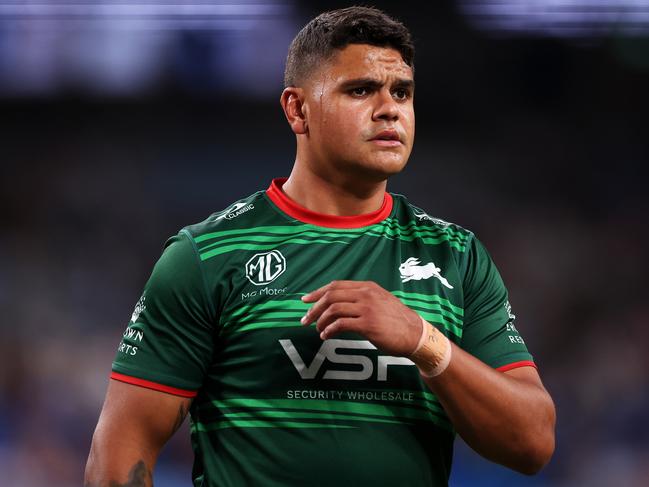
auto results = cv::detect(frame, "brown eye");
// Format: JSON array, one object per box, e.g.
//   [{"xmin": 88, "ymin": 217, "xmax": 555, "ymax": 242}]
[
  {"xmin": 352, "ymin": 87, "xmax": 368, "ymax": 96},
  {"xmin": 393, "ymin": 89, "xmax": 409, "ymax": 100}
]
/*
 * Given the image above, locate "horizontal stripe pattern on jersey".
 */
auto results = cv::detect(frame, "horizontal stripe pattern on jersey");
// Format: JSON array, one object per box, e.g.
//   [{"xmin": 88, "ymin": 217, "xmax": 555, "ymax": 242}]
[{"xmin": 111, "ymin": 181, "xmax": 535, "ymax": 487}]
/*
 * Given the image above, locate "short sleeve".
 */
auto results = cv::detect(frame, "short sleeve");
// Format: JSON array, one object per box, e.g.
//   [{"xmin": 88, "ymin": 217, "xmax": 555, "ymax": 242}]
[
  {"xmin": 111, "ymin": 231, "xmax": 216, "ymax": 396},
  {"xmin": 459, "ymin": 235, "xmax": 536, "ymax": 371}
]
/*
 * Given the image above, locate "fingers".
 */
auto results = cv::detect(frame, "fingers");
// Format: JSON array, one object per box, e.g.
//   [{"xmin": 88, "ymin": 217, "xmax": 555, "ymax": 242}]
[
  {"xmin": 300, "ymin": 289, "xmax": 360, "ymax": 326},
  {"xmin": 300, "ymin": 280, "xmax": 380, "ymax": 341},
  {"xmin": 319, "ymin": 316, "xmax": 361, "ymax": 340},
  {"xmin": 301, "ymin": 280, "xmax": 366, "ymax": 304},
  {"xmin": 313, "ymin": 302, "xmax": 361, "ymax": 332}
]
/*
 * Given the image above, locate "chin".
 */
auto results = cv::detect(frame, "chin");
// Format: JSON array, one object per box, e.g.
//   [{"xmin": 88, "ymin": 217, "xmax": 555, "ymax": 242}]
[
  {"xmin": 346, "ymin": 163, "xmax": 406, "ymax": 183},
  {"xmin": 365, "ymin": 154, "xmax": 409, "ymax": 179},
  {"xmin": 332, "ymin": 151, "xmax": 409, "ymax": 181}
]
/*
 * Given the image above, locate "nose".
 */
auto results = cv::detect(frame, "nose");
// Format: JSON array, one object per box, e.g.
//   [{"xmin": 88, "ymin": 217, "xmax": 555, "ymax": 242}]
[{"xmin": 372, "ymin": 88, "xmax": 399, "ymax": 122}]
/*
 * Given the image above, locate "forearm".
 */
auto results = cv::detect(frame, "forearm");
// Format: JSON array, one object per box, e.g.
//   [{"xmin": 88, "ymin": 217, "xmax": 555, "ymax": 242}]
[
  {"xmin": 84, "ymin": 426, "xmax": 157, "ymax": 487},
  {"xmin": 301, "ymin": 280, "xmax": 555, "ymax": 473},
  {"xmin": 421, "ymin": 343, "xmax": 555, "ymax": 474},
  {"xmin": 85, "ymin": 380, "xmax": 193, "ymax": 486}
]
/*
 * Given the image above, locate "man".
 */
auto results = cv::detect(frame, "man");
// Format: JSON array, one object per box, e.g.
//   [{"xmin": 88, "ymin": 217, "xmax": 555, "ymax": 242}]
[{"xmin": 85, "ymin": 6, "xmax": 555, "ymax": 487}]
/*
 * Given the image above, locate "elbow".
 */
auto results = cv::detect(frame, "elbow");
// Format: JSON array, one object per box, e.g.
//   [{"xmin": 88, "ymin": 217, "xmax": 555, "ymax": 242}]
[
  {"xmin": 515, "ymin": 433, "xmax": 555, "ymax": 475},
  {"xmin": 514, "ymin": 402, "xmax": 556, "ymax": 475},
  {"xmin": 510, "ymin": 395, "xmax": 556, "ymax": 475}
]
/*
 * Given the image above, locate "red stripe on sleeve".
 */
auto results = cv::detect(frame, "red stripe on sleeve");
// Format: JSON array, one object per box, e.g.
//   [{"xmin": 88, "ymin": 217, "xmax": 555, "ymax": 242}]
[
  {"xmin": 496, "ymin": 360, "xmax": 537, "ymax": 372},
  {"xmin": 110, "ymin": 371, "xmax": 198, "ymax": 398}
]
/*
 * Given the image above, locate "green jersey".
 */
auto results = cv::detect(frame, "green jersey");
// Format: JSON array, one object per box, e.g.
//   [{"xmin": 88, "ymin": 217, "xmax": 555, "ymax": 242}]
[{"xmin": 111, "ymin": 178, "xmax": 535, "ymax": 487}]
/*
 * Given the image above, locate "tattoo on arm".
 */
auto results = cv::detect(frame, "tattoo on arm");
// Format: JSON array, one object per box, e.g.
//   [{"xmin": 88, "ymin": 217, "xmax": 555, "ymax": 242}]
[
  {"xmin": 85, "ymin": 403, "xmax": 190, "ymax": 486},
  {"xmin": 171, "ymin": 402, "xmax": 190, "ymax": 434},
  {"xmin": 85, "ymin": 460, "xmax": 152, "ymax": 487}
]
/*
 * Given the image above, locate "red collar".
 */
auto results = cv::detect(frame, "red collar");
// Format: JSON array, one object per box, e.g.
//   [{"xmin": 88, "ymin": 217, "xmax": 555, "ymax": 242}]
[{"xmin": 265, "ymin": 178, "xmax": 393, "ymax": 229}]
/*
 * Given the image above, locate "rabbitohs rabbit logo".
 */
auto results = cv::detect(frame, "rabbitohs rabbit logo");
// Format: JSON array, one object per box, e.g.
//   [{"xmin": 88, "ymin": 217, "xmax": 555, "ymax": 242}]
[{"xmin": 399, "ymin": 257, "xmax": 454, "ymax": 289}]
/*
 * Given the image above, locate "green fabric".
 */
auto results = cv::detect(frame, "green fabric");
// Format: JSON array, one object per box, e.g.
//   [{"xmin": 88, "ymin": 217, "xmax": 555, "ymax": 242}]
[{"xmin": 112, "ymin": 189, "xmax": 533, "ymax": 487}]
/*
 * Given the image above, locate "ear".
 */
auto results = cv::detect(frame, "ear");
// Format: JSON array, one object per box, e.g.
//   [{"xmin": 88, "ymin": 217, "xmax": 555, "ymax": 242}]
[{"xmin": 280, "ymin": 87, "xmax": 308, "ymax": 135}]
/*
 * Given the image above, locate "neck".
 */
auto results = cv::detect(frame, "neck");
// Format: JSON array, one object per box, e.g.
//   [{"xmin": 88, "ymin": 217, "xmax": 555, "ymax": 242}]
[{"xmin": 282, "ymin": 161, "xmax": 388, "ymax": 216}]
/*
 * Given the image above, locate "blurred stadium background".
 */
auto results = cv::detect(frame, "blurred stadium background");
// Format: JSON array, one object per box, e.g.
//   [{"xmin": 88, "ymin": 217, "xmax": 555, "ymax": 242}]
[{"xmin": 1, "ymin": 1, "xmax": 648, "ymax": 485}]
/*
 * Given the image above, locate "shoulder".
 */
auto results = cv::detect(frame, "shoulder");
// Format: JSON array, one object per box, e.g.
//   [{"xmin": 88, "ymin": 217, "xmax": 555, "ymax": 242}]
[
  {"xmin": 180, "ymin": 190, "xmax": 268, "ymax": 243},
  {"xmin": 168, "ymin": 189, "xmax": 296, "ymax": 266},
  {"xmin": 389, "ymin": 192, "xmax": 475, "ymax": 245}
]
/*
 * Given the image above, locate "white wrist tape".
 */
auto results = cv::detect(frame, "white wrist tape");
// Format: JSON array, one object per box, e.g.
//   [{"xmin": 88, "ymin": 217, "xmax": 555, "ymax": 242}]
[{"xmin": 409, "ymin": 317, "xmax": 452, "ymax": 378}]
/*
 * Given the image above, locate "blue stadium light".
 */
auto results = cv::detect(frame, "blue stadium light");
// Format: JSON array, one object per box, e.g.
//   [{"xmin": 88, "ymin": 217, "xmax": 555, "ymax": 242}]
[
  {"xmin": 459, "ymin": 0, "xmax": 649, "ymax": 37},
  {"xmin": 0, "ymin": 2, "xmax": 293, "ymax": 30},
  {"xmin": 0, "ymin": 1, "xmax": 299, "ymax": 96}
]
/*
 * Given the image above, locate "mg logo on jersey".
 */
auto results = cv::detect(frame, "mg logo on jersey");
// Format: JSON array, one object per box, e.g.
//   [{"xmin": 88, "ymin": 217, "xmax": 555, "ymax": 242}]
[
  {"xmin": 279, "ymin": 339, "xmax": 414, "ymax": 381},
  {"xmin": 246, "ymin": 250, "xmax": 286, "ymax": 286}
]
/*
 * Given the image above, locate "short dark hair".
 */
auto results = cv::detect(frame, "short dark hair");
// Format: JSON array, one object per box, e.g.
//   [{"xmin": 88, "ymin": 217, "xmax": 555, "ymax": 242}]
[{"xmin": 284, "ymin": 6, "xmax": 415, "ymax": 88}]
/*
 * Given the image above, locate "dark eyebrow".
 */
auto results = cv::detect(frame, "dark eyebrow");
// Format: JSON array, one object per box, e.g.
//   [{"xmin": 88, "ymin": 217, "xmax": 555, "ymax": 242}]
[
  {"xmin": 393, "ymin": 79, "xmax": 415, "ymax": 91},
  {"xmin": 339, "ymin": 77, "xmax": 415, "ymax": 91}
]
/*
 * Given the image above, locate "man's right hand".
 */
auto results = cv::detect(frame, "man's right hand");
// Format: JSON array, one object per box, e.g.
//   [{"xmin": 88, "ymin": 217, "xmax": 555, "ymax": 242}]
[{"xmin": 84, "ymin": 379, "xmax": 192, "ymax": 487}]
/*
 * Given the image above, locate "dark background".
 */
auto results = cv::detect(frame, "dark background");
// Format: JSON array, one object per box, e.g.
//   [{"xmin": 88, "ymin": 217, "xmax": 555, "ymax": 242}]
[{"xmin": 1, "ymin": 1, "xmax": 648, "ymax": 485}]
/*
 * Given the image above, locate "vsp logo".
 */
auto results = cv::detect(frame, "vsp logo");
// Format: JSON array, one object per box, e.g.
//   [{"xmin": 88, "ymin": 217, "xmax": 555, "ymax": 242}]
[
  {"xmin": 279, "ymin": 339, "xmax": 414, "ymax": 381},
  {"xmin": 246, "ymin": 250, "xmax": 286, "ymax": 286}
]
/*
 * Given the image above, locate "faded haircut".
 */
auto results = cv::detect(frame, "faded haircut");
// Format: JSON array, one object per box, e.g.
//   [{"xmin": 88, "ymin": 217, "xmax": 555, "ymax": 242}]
[{"xmin": 284, "ymin": 6, "xmax": 415, "ymax": 88}]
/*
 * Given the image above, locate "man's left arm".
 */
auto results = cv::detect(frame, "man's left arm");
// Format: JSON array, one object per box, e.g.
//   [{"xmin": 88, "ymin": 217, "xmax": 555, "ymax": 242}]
[
  {"xmin": 301, "ymin": 280, "xmax": 555, "ymax": 475},
  {"xmin": 421, "ymin": 341, "xmax": 555, "ymax": 475}
]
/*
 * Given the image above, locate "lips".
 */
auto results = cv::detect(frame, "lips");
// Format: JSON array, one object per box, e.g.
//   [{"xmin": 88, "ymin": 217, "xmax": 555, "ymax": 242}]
[
  {"xmin": 370, "ymin": 129, "xmax": 402, "ymax": 147},
  {"xmin": 371, "ymin": 129, "xmax": 401, "ymax": 142}
]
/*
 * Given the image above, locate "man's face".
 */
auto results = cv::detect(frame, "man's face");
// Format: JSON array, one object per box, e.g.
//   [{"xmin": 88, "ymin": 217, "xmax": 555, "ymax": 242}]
[{"xmin": 301, "ymin": 43, "xmax": 415, "ymax": 182}]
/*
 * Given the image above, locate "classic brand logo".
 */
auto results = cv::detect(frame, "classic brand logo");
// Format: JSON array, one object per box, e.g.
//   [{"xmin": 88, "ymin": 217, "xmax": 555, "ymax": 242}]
[
  {"xmin": 413, "ymin": 210, "xmax": 449, "ymax": 226},
  {"xmin": 214, "ymin": 202, "xmax": 254, "ymax": 221},
  {"xmin": 246, "ymin": 250, "xmax": 286, "ymax": 286},
  {"xmin": 399, "ymin": 257, "xmax": 454, "ymax": 289}
]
